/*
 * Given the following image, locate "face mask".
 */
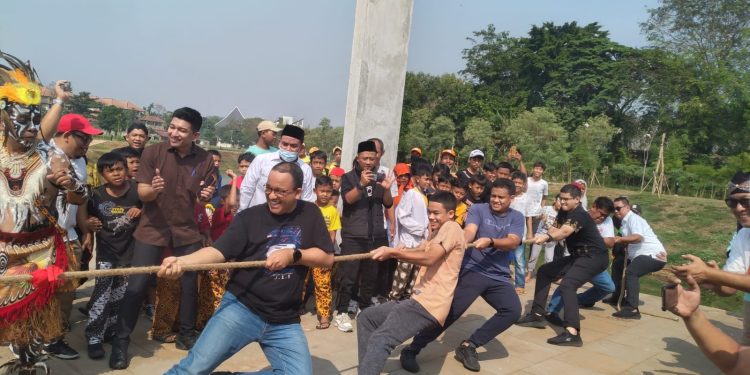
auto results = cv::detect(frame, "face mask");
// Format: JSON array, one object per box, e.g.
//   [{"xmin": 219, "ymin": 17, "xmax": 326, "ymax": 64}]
[{"xmin": 279, "ymin": 149, "xmax": 298, "ymax": 162}]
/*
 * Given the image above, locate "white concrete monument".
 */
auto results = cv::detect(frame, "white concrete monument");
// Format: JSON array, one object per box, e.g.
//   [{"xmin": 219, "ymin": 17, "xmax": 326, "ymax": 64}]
[{"xmin": 341, "ymin": 0, "xmax": 414, "ymax": 169}]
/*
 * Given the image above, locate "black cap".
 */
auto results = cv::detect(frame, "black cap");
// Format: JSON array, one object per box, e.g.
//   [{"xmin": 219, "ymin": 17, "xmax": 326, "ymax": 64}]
[
  {"xmin": 728, "ymin": 170, "xmax": 750, "ymax": 195},
  {"xmin": 357, "ymin": 140, "xmax": 377, "ymax": 154},
  {"xmin": 281, "ymin": 125, "xmax": 305, "ymax": 143}
]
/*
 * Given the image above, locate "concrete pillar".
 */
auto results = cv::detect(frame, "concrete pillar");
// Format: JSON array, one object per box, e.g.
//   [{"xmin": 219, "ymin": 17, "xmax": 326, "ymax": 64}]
[{"xmin": 342, "ymin": 0, "xmax": 414, "ymax": 169}]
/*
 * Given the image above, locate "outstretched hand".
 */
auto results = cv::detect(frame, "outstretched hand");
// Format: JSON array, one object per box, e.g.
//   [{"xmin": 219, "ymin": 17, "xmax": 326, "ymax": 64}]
[
  {"xmin": 666, "ymin": 274, "xmax": 701, "ymax": 319},
  {"xmin": 671, "ymin": 254, "xmax": 715, "ymax": 285}
]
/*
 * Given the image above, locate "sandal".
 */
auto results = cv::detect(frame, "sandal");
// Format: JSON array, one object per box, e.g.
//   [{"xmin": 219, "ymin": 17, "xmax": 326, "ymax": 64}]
[
  {"xmin": 153, "ymin": 333, "xmax": 177, "ymax": 343},
  {"xmin": 316, "ymin": 320, "xmax": 331, "ymax": 330}
]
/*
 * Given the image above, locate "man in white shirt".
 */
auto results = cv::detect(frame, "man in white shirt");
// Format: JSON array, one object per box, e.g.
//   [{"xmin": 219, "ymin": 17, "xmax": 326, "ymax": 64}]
[
  {"xmin": 526, "ymin": 161, "xmax": 549, "ymax": 218},
  {"xmin": 45, "ymin": 114, "xmax": 103, "ymax": 359},
  {"xmin": 239, "ymin": 125, "xmax": 315, "ymax": 210},
  {"xmin": 609, "ymin": 196, "xmax": 667, "ymax": 319},
  {"xmin": 510, "ymin": 171, "xmax": 534, "ymax": 293}
]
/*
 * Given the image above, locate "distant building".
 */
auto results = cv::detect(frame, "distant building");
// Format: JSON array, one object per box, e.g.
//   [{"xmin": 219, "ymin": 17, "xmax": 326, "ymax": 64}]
[{"xmin": 215, "ymin": 106, "xmax": 246, "ymax": 128}]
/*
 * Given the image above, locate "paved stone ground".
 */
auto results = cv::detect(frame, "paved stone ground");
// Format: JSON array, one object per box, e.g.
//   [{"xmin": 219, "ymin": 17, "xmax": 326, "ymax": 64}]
[{"xmin": 1, "ymin": 280, "xmax": 739, "ymax": 374}]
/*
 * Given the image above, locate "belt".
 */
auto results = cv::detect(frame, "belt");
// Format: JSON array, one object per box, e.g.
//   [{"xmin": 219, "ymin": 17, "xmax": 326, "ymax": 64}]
[{"xmin": 570, "ymin": 246, "xmax": 593, "ymax": 257}]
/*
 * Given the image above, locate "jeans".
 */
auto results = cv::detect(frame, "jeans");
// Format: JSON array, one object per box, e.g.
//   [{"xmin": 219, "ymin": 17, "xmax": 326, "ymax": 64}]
[
  {"xmin": 547, "ymin": 270, "xmax": 615, "ymax": 314},
  {"xmin": 357, "ymin": 299, "xmax": 437, "ymax": 375},
  {"xmin": 513, "ymin": 244, "xmax": 526, "ymax": 288},
  {"xmin": 531, "ymin": 252, "xmax": 609, "ymax": 331},
  {"xmin": 407, "ymin": 269, "xmax": 521, "ymax": 352},
  {"xmin": 115, "ymin": 240, "xmax": 201, "ymax": 349},
  {"xmin": 611, "ymin": 255, "xmax": 666, "ymax": 310},
  {"xmin": 165, "ymin": 292, "xmax": 312, "ymax": 375}
]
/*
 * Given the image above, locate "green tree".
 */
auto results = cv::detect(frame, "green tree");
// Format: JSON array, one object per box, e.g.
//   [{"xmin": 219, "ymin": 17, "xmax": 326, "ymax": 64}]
[
  {"xmin": 426, "ymin": 116, "xmax": 456, "ymax": 161},
  {"xmin": 66, "ymin": 91, "xmax": 100, "ymax": 117},
  {"xmin": 97, "ymin": 106, "xmax": 135, "ymax": 136},
  {"xmin": 503, "ymin": 108, "xmax": 570, "ymax": 178},
  {"xmin": 460, "ymin": 118, "xmax": 496, "ymax": 161},
  {"xmin": 570, "ymin": 115, "xmax": 619, "ymax": 180}
]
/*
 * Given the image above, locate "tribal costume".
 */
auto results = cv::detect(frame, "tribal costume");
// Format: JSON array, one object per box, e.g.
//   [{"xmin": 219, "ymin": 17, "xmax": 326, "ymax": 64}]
[{"xmin": 0, "ymin": 52, "xmax": 77, "ymax": 374}]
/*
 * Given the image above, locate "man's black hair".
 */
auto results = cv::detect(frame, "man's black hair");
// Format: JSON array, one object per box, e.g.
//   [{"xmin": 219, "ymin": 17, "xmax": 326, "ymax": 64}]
[
  {"xmin": 561, "ymin": 184, "xmax": 583, "ymax": 198},
  {"xmin": 450, "ymin": 176, "xmax": 468, "ymax": 190},
  {"xmin": 496, "ymin": 161, "xmax": 513, "ymax": 172},
  {"xmin": 614, "ymin": 196, "xmax": 630, "ymax": 206},
  {"xmin": 483, "ymin": 162, "xmax": 497, "ymax": 172},
  {"xmin": 315, "ymin": 175, "xmax": 333, "ymax": 188},
  {"xmin": 593, "ymin": 196, "xmax": 615, "ymax": 214},
  {"xmin": 429, "ymin": 191, "xmax": 457, "ymax": 212},
  {"xmin": 432, "ymin": 163, "xmax": 451, "ymax": 178},
  {"xmin": 238, "ymin": 152, "xmax": 255, "ymax": 164},
  {"xmin": 469, "ymin": 174, "xmax": 487, "ymax": 186},
  {"xmin": 172, "ymin": 107, "xmax": 203, "ymax": 132},
  {"xmin": 331, "ymin": 189, "xmax": 340, "ymax": 197},
  {"xmin": 310, "ymin": 150, "xmax": 328, "ymax": 163},
  {"xmin": 271, "ymin": 162, "xmax": 303, "ymax": 189},
  {"xmin": 219, "ymin": 184, "xmax": 232, "ymax": 200},
  {"xmin": 492, "ymin": 178, "xmax": 516, "ymax": 196},
  {"xmin": 116, "ymin": 147, "xmax": 140, "ymax": 160},
  {"xmin": 126, "ymin": 122, "xmax": 149, "ymax": 136},
  {"xmin": 436, "ymin": 174, "xmax": 451, "ymax": 185},
  {"xmin": 511, "ymin": 171, "xmax": 527, "ymax": 182},
  {"xmin": 411, "ymin": 162, "xmax": 433, "ymax": 177},
  {"xmin": 533, "ymin": 161, "xmax": 546, "ymax": 170},
  {"xmin": 208, "ymin": 149, "xmax": 222, "ymax": 158},
  {"xmin": 97, "ymin": 152, "xmax": 128, "ymax": 173}
]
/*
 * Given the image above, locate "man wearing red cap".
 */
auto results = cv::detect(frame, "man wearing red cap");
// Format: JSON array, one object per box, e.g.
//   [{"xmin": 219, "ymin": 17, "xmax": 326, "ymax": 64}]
[{"xmin": 41, "ymin": 113, "xmax": 104, "ymax": 359}]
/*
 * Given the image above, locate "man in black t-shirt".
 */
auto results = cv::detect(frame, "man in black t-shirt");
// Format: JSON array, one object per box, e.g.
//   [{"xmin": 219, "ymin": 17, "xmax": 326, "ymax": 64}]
[
  {"xmin": 158, "ymin": 162, "xmax": 334, "ymax": 375},
  {"xmin": 516, "ymin": 183, "xmax": 608, "ymax": 347}
]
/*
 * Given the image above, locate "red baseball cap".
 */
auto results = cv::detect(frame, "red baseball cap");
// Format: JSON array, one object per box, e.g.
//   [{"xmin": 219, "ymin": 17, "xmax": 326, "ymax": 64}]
[
  {"xmin": 58, "ymin": 114, "xmax": 104, "ymax": 135},
  {"xmin": 330, "ymin": 167, "xmax": 345, "ymax": 177}
]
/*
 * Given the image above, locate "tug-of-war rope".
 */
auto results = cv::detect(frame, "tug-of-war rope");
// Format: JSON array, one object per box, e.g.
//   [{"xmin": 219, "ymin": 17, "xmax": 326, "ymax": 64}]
[{"xmin": 0, "ymin": 241, "xmax": 678, "ymax": 320}]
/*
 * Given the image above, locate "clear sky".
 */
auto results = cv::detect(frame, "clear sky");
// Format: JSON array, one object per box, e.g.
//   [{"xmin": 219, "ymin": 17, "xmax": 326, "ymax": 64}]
[{"xmin": 2, "ymin": 0, "xmax": 658, "ymax": 126}]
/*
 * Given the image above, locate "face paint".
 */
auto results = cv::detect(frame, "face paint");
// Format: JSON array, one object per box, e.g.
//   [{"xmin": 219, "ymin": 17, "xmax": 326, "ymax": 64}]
[{"xmin": 3, "ymin": 102, "xmax": 41, "ymax": 148}]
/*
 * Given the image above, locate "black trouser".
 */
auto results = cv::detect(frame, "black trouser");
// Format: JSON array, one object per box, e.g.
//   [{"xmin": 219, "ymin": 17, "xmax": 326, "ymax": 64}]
[
  {"xmin": 114, "ymin": 240, "xmax": 201, "ymax": 349},
  {"xmin": 531, "ymin": 251, "xmax": 608, "ymax": 331},
  {"xmin": 334, "ymin": 237, "xmax": 386, "ymax": 312},
  {"xmin": 407, "ymin": 269, "xmax": 521, "ymax": 352},
  {"xmin": 376, "ymin": 258, "xmax": 397, "ymax": 298},
  {"xmin": 610, "ymin": 254, "xmax": 666, "ymax": 309}
]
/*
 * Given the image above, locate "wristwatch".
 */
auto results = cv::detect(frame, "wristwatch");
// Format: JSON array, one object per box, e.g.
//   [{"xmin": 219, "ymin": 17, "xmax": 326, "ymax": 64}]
[{"xmin": 292, "ymin": 249, "xmax": 302, "ymax": 264}]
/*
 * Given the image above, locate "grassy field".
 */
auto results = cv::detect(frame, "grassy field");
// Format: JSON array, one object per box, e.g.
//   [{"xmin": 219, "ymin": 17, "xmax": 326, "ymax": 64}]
[{"xmin": 89, "ymin": 141, "xmax": 744, "ymax": 312}]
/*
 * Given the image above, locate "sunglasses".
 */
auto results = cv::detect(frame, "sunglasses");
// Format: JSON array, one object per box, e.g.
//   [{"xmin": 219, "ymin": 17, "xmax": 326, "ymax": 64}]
[
  {"xmin": 614, "ymin": 206, "xmax": 626, "ymax": 212},
  {"xmin": 725, "ymin": 198, "xmax": 750, "ymax": 209}
]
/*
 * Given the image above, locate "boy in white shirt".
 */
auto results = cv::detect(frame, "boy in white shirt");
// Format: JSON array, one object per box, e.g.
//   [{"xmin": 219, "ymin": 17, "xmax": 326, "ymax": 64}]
[
  {"xmin": 389, "ymin": 162, "xmax": 432, "ymax": 300},
  {"xmin": 510, "ymin": 172, "xmax": 534, "ymax": 294}
]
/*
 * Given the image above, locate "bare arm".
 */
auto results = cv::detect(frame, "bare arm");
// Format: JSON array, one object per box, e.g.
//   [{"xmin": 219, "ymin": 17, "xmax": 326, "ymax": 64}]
[
  {"xmin": 602, "ymin": 236, "xmax": 615, "ymax": 249},
  {"xmin": 371, "ymin": 242, "xmax": 444, "ymax": 267},
  {"xmin": 672, "ymin": 255, "xmax": 750, "ymax": 294},
  {"xmin": 38, "ymin": 81, "xmax": 71, "ymax": 143},
  {"xmin": 616, "ymin": 234, "xmax": 644, "ymax": 245},
  {"xmin": 464, "ymin": 223, "xmax": 521, "ymax": 251},
  {"xmin": 138, "ymin": 183, "xmax": 159, "ymax": 202},
  {"xmin": 668, "ymin": 274, "xmax": 750, "ymax": 375}
]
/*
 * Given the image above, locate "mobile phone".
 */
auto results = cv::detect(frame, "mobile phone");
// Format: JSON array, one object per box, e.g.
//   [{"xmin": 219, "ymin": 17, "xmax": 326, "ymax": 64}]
[
  {"xmin": 375, "ymin": 171, "xmax": 386, "ymax": 183},
  {"xmin": 60, "ymin": 81, "xmax": 72, "ymax": 93},
  {"xmin": 661, "ymin": 283, "xmax": 678, "ymax": 311}
]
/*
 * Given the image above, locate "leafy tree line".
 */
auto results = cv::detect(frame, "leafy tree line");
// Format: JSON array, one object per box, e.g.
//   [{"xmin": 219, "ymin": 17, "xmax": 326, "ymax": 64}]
[{"xmin": 399, "ymin": 0, "xmax": 749, "ymax": 198}]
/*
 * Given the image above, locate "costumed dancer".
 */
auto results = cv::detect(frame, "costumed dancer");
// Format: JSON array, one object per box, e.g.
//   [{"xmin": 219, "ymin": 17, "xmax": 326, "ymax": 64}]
[{"xmin": 0, "ymin": 51, "xmax": 78, "ymax": 374}]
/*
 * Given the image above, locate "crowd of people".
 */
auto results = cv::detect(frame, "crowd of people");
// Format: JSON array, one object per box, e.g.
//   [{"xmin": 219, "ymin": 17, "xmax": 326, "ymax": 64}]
[{"xmin": 0, "ymin": 61, "xmax": 747, "ymax": 375}]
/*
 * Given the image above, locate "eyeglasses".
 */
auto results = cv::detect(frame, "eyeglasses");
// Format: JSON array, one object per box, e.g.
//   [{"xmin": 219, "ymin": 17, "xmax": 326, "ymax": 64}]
[
  {"xmin": 559, "ymin": 196, "xmax": 577, "ymax": 202},
  {"xmin": 264, "ymin": 184, "xmax": 293, "ymax": 198},
  {"xmin": 725, "ymin": 198, "xmax": 750, "ymax": 209},
  {"xmin": 71, "ymin": 131, "xmax": 93, "ymax": 145}
]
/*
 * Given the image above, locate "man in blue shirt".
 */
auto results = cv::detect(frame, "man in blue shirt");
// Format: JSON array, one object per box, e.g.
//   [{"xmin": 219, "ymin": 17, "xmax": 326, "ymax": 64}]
[{"xmin": 400, "ymin": 178, "xmax": 525, "ymax": 373}]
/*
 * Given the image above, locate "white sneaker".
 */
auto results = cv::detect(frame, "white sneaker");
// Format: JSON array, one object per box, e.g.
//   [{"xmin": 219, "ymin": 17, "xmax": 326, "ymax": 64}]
[{"xmin": 334, "ymin": 313, "xmax": 354, "ymax": 332}]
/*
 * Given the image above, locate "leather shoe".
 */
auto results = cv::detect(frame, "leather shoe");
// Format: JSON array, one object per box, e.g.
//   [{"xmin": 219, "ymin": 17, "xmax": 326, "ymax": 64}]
[
  {"xmin": 176, "ymin": 332, "xmax": 198, "ymax": 351},
  {"xmin": 109, "ymin": 346, "xmax": 128, "ymax": 370}
]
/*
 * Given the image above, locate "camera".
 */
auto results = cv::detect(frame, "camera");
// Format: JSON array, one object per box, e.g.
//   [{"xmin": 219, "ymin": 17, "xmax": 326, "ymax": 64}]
[
  {"xmin": 375, "ymin": 172, "xmax": 386, "ymax": 183},
  {"xmin": 60, "ymin": 81, "xmax": 72, "ymax": 93}
]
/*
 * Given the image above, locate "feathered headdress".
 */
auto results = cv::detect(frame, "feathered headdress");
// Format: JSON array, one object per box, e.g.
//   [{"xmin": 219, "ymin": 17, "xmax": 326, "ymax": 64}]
[{"xmin": 0, "ymin": 51, "xmax": 42, "ymax": 106}]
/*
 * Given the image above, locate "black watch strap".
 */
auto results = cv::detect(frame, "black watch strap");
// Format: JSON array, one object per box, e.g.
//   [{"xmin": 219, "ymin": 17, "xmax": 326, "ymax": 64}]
[{"xmin": 292, "ymin": 249, "xmax": 302, "ymax": 264}]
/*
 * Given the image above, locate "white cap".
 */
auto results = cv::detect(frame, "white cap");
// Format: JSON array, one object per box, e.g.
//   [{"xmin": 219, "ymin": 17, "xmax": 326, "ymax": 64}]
[{"xmin": 469, "ymin": 149, "xmax": 485, "ymax": 159}]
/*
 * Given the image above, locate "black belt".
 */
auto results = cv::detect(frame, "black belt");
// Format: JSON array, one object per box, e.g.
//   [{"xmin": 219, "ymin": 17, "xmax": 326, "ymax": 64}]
[{"xmin": 570, "ymin": 246, "xmax": 593, "ymax": 257}]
